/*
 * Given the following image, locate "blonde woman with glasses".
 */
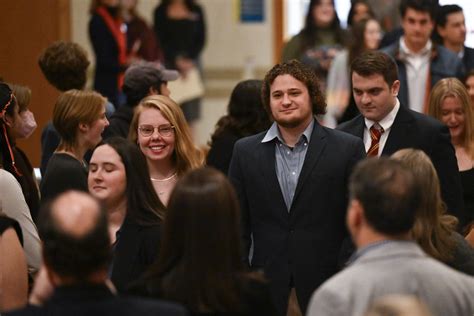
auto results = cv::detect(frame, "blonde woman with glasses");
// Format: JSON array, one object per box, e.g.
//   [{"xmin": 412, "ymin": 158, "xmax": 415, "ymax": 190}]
[{"xmin": 129, "ymin": 95, "xmax": 203, "ymax": 205}]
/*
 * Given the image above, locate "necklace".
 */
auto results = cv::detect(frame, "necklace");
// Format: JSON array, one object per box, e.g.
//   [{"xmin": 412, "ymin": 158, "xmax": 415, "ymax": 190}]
[{"xmin": 150, "ymin": 172, "xmax": 177, "ymax": 182}]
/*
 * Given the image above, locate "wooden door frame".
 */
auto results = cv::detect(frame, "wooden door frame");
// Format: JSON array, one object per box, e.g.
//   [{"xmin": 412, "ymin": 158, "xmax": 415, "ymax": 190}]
[{"xmin": 273, "ymin": 0, "xmax": 284, "ymax": 63}]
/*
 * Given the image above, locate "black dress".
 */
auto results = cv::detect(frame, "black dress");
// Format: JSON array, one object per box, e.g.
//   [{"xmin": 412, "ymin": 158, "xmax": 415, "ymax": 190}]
[
  {"xmin": 40, "ymin": 153, "xmax": 88, "ymax": 203},
  {"xmin": 153, "ymin": 3, "xmax": 205, "ymax": 68},
  {"xmin": 460, "ymin": 168, "xmax": 474, "ymax": 229}
]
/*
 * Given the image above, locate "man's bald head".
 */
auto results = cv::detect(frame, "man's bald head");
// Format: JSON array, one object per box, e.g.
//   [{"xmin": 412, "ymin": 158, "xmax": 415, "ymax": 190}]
[
  {"xmin": 50, "ymin": 191, "xmax": 101, "ymax": 238},
  {"xmin": 38, "ymin": 191, "xmax": 111, "ymax": 281}
]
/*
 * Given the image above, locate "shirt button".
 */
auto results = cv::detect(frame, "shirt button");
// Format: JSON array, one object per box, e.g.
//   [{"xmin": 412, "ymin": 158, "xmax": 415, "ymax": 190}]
[
  {"xmin": 304, "ymin": 143, "xmax": 307, "ymax": 146},
  {"xmin": 292, "ymin": 172, "xmax": 296, "ymax": 175},
  {"xmin": 287, "ymin": 151, "xmax": 290, "ymax": 154}
]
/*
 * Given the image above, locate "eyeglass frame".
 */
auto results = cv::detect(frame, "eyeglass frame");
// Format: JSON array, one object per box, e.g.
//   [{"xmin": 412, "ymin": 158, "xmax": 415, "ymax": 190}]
[{"xmin": 137, "ymin": 124, "xmax": 175, "ymax": 137}]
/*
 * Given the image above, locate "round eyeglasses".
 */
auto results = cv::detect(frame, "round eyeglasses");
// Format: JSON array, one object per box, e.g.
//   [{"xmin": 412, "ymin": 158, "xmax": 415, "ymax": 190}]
[{"xmin": 138, "ymin": 124, "xmax": 175, "ymax": 137}]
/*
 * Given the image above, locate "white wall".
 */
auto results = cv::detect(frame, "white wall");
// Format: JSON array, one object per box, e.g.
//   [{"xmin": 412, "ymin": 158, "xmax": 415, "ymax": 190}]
[{"xmin": 71, "ymin": 0, "xmax": 274, "ymax": 71}]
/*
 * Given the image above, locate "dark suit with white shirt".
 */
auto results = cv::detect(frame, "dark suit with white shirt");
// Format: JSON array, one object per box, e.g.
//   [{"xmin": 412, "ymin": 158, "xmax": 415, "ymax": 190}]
[{"xmin": 337, "ymin": 104, "xmax": 466, "ymax": 227}]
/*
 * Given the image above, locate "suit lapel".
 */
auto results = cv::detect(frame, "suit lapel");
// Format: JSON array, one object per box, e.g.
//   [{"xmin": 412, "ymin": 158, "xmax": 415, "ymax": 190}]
[
  {"xmin": 352, "ymin": 115, "xmax": 365, "ymax": 139},
  {"xmin": 291, "ymin": 121, "xmax": 327, "ymax": 207},
  {"xmin": 382, "ymin": 106, "xmax": 415, "ymax": 156}
]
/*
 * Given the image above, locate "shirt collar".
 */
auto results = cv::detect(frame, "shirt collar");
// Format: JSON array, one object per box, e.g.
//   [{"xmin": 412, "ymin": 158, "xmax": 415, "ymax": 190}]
[
  {"xmin": 364, "ymin": 98, "xmax": 400, "ymax": 132},
  {"xmin": 346, "ymin": 240, "xmax": 413, "ymax": 265},
  {"xmin": 262, "ymin": 120, "xmax": 314, "ymax": 145},
  {"xmin": 399, "ymin": 37, "xmax": 432, "ymax": 57}
]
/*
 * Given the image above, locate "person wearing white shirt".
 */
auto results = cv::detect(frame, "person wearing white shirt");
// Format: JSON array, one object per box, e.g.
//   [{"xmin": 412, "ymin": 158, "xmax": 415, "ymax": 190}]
[
  {"xmin": 338, "ymin": 50, "xmax": 466, "ymax": 228},
  {"xmin": 381, "ymin": 0, "xmax": 464, "ymax": 112}
]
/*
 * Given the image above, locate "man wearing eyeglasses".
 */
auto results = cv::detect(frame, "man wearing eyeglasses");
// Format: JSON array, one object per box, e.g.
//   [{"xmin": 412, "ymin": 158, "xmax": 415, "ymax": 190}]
[{"xmin": 103, "ymin": 62, "xmax": 179, "ymax": 139}]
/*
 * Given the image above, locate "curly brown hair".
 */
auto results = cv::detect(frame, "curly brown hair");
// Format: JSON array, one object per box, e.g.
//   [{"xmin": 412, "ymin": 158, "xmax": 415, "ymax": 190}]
[
  {"xmin": 262, "ymin": 59, "xmax": 326, "ymax": 115},
  {"xmin": 38, "ymin": 41, "xmax": 90, "ymax": 91}
]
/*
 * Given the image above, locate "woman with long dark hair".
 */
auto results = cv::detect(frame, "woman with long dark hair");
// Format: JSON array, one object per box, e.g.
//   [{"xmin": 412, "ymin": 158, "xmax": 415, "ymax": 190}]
[
  {"xmin": 325, "ymin": 17, "xmax": 381, "ymax": 126},
  {"xmin": 131, "ymin": 167, "xmax": 277, "ymax": 315},
  {"xmin": 88, "ymin": 137, "xmax": 165, "ymax": 292},
  {"xmin": 207, "ymin": 80, "xmax": 271, "ymax": 174},
  {"xmin": 282, "ymin": 0, "xmax": 346, "ymax": 90}
]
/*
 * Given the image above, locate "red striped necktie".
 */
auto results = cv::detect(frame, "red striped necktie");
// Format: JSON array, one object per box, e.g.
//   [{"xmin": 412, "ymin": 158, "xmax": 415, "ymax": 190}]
[{"xmin": 367, "ymin": 123, "xmax": 384, "ymax": 157}]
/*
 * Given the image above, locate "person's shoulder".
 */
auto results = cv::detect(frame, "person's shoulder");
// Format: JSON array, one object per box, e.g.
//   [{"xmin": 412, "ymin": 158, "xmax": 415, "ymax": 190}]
[
  {"xmin": 48, "ymin": 153, "xmax": 83, "ymax": 169},
  {"xmin": 405, "ymin": 108, "xmax": 445, "ymax": 130},
  {"xmin": 42, "ymin": 154, "xmax": 86, "ymax": 185},
  {"xmin": 436, "ymin": 44, "xmax": 460, "ymax": 61},
  {"xmin": 433, "ymin": 45, "xmax": 464, "ymax": 74},
  {"xmin": 4, "ymin": 304, "xmax": 43, "ymax": 316},
  {"xmin": 191, "ymin": 3, "xmax": 204, "ymax": 14},
  {"xmin": 234, "ymin": 131, "xmax": 267, "ymax": 149},
  {"xmin": 89, "ymin": 12, "xmax": 104, "ymax": 26},
  {"xmin": 323, "ymin": 125, "xmax": 361, "ymax": 143},
  {"xmin": 448, "ymin": 232, "xmax": 474, "ymax": 276},
  {"xmin": 307, "ymin": 267, "xmax": 357, "ymax": 315},
  {"xmin": 285, "ymin": 32, "xmax": 304, "ymax": 46},
  {"xmin": 121, "ymin": 296, "xmax": 187, "ymax": 315},
  {"xmin": 41, "ymin": 121, "xmax": 56, "ymax": 134},
  {"xmin": 380, "ymin": 42, "xmax": 398, "ymax": 56},
  {"xmin": 423, "ymin": 253, "xmax": 474, "ymax": 288},
  {"xmin": 0, "ymin": 168, "xmax": 19, "ymax": 185},
  {"xmin": 336, "ymin": 115, "xmax": 363, "ymax": 132}
]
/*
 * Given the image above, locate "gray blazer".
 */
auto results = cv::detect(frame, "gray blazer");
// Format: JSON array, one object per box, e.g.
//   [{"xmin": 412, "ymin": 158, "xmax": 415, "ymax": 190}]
[{"xmin": 307, "ymin": 241, "xmax": 474, "ymax": 316}]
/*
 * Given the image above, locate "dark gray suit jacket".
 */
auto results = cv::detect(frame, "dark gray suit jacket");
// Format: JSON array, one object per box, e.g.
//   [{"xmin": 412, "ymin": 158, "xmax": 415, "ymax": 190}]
[
  {"xmin": 338, "ymin": 106, "xmax": 466, "ymax": 228},
  {"xmin": 228, "ymin": 119, "xmax": 365, "ymax": 315}
]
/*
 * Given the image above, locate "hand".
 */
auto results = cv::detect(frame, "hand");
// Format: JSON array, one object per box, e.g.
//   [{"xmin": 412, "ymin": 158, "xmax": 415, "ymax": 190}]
[{"xmin": 175, "ymin": 57, "xmax": 195, "ymax": 77}]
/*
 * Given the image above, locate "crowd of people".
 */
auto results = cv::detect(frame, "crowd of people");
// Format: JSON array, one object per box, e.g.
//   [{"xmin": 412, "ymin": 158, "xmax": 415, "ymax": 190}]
[{"xmin": 1, "ymin": 0, "xmax": 474, "ymax": 315}]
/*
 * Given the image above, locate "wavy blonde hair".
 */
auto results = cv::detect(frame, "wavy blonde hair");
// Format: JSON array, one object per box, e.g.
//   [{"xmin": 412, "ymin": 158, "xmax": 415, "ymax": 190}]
[
  {"xmin": 129, "ymin": 95, "xmax": 204, "ymax": 176},
  {"xmin": 428, "ymin": 77, "xmax": 474, "ymax": 158},
  {"xmin": 392, "ymin": 149, "xmax": 457, "ymax": 263}
]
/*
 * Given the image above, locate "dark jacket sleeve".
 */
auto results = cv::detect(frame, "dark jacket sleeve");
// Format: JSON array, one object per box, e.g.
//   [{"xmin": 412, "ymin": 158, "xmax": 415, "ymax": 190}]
[
  {"xmin": 431, "ymin": 124, "xmax": 466, "ymax": 228},
  {"xmin": 228, "ymin": 140, "xmax": 251, "ymax": 266}
]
